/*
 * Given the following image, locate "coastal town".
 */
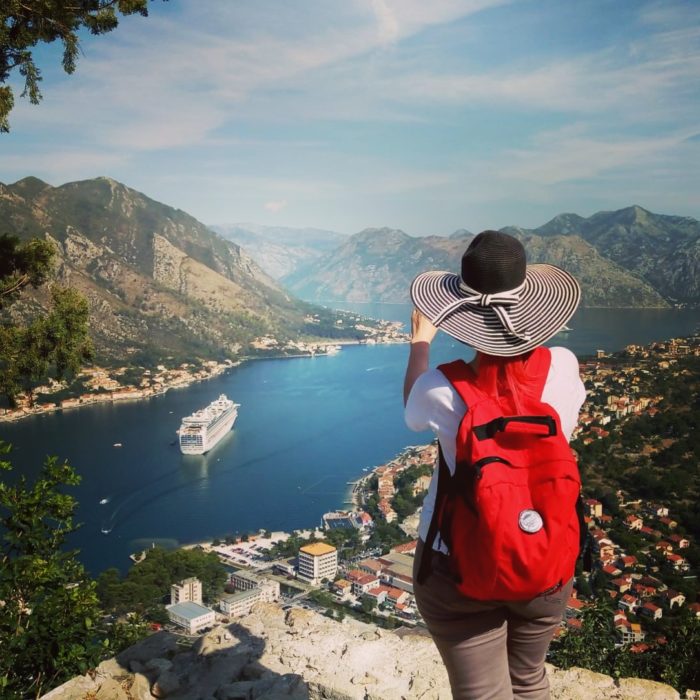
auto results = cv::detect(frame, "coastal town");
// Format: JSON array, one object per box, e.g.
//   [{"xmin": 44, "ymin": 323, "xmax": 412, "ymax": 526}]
[
  {"xmin": 0, "ymin": 318, "xmax": 407, "ymax": 423},
  {"xmin": 155, "ymin": 334, "xmax": 699, "ymax": 656}
]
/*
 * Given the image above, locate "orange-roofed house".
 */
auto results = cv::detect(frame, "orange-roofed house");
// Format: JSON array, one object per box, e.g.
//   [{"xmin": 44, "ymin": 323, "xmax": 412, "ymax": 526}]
[
  {"xmin": 565, "ymin": 597, "xmax": 586, "ymax": 620},
  {"xmin": 331, "ymin": 579, "xmax": 353, "ymax": 600},
  {"xmin": 625, "ymin": 515, "xmax": 643, "ymax": 530},
  {"xmin": 640, "ymin": 602, "xmax": 663, "ymax": 620},
  {"xmin": 352, "ymin": 574, "xmax": 380, "ymax": 596},
  {"xmin": 385, "ymin": 587, "xmax": 410, "ymax": 608},
  {"xmin": 357, "ymin": 559, "xmax": 383, "ymax": 576},
  {"xmin": 668, "ymin": 534, "xmax": 690, "ymax": 549},
  {"xmin": 392, "ymin": 540, "xmax": 418, "ymax": 555},
  {"xmin": 619, "ymin": 594, "xmax": 638, "ymax": 612},
  {"xmin": 363, "ymin": 585, "xmax": 390, "ymax": 605},
  {"xmin": 610, "ymin": 577, "xmax": 632, "ymax": 594},
  {"xmin": 602, "ymin": 564, "xmax": 622, "ymax": 577},
  {"xmin": 661, "ymin": 590, "xmax": 685, "ymax": 608},
  {"xmin": 584, "ymin": 499, "xmax": 603, "ymax": 518},
  {"xmin": 666, "ymin": 553, "xmax": 689, "ymax": 572}
]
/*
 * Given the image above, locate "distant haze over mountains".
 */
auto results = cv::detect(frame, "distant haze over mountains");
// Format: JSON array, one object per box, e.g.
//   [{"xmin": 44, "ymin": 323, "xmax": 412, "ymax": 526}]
[
  {"xmin": 275, "ymin": 208, "xmax": 700, "ymax": 308},
  {"xmin": 211, "ymin": 223, "xmax": 346, "ymax": 280}
]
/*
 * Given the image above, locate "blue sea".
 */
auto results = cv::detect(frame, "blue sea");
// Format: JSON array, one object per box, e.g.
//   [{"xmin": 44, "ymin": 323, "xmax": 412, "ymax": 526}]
[{"xmin": 1, "ymin": 307, "xmax": 697, "ymax": 575}]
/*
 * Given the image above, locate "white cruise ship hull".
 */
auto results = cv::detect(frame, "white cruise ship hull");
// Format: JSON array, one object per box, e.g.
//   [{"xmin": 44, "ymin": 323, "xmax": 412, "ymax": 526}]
[{"xmin": 179, "ymin": 395, "xmax": 239, "ymax": 455}]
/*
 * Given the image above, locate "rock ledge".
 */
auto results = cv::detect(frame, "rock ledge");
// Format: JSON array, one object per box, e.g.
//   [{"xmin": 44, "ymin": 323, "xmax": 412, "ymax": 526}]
[{"xmin": 41, "ymin": 603, "xmax": 696, "ymax": 700}]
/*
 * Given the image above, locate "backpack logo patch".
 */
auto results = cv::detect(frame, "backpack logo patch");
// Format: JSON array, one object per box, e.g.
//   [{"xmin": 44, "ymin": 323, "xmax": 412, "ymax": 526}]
[{"xmin": 518, "ymin": 509, "xmax": 544, "ymax": 533}]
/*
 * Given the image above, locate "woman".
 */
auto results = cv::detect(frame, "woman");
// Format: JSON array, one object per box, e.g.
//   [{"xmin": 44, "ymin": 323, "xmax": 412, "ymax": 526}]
[{"xmin": 404, "ymin": 230, "xmax": 586, "ymax": 700}]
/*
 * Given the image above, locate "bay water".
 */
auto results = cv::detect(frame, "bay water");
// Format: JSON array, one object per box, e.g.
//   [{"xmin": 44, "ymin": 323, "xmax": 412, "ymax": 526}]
[{"xmin": 1, "ymin": 307, "xmax": 697, "ymax": 575}]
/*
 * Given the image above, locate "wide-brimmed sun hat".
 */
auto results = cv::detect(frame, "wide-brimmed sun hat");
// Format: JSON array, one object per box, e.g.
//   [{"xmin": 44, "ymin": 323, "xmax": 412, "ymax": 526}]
[{"xmin": 410, "ymin": 230, "xmax": 581, "ymax": 357}]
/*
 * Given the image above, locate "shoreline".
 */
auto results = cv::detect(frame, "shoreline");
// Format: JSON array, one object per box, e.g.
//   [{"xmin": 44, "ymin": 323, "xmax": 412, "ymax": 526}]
[
  {"xmin": 0, "ymin": 336, "xmax": 409, "ymax": 424},
  {"xmin": 0, "ymin": 360, "xmax": 239, "ymax": 424}
]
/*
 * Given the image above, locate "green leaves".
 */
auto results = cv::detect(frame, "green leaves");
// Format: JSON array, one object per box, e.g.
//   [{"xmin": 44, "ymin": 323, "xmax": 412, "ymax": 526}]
[
  {"xmin": 0, "ymin": 444, "xmax": 103, "ymax": 699},
  {"xmin": 0, "ymin": 234, "xmax": 55, "ymax": 308},
  {"xmin": 1, "ymin": 283, "xmax": 94, "ymax": 406},
  {"xmin": 549, "ymin": 595, "xmax": 700, "ymax": 695},
  {"xmin": 0, "ymin": 0, "xmax": 163, "ymax": 131},
  {"xmin": 95, "ymin": 546, "xmax": 227, "ymax": 615}
]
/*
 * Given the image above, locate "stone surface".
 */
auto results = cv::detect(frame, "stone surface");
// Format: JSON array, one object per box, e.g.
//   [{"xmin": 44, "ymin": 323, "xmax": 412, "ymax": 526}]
[
  {"xmin": 95, "ymin": 658, "xmax": 130, "ymax": 680},
  {"xmin": 144, "ymin": 658, "xmax": 174, "ymax": 675},
  {"xmin": 127, "ymin": 673, "xmax": 152, "ymax": 700},
  {"xmin": 39, "ymin": 603, "xmax": 697, "ymax": 700},
  {"xmin": 617, "ymin": 677, "xmax": 680, "ymax": 700},
  {"xmin": 40, "ymin": 675, "xmax": 98, "ymax": 700},
  {"xmin": 116, "ymin": 631, "xmax": 178, "ymax": 665},
  {"xmin": 215, "ymin": 680, "xmax": 256, "ymax": 699},
  {"xmin": 150, "ymin": 670, "xmax": 181, "ymax": 698},
  {"xmin": 548, "ymin": 665, "xmax": 618, "ymax": 699},
  {"xmin": 95, "ymin": 677, "xmax": 126, "ymax": 700}
]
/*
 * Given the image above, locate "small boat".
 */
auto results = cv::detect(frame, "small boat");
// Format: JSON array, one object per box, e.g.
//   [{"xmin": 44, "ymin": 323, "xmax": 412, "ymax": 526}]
[
  {"xmin": 113, "ymin": 443, "xmax": 123, "ymax": 448},
  {"xmin": 99, "ymin": 498, "xmax": 109, "ymax": 505}
]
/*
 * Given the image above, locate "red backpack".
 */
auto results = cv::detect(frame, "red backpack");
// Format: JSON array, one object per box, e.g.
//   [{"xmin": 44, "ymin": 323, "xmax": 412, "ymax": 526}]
[{"xmin": 417, "ymin": 347, "xmax": 581, "ymax": 601}]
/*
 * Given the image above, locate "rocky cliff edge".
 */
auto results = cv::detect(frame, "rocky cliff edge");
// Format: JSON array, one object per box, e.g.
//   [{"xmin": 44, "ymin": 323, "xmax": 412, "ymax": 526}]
[{"xmin": 42, "ymin": 602, "xmax": 696, "ymax": 700}]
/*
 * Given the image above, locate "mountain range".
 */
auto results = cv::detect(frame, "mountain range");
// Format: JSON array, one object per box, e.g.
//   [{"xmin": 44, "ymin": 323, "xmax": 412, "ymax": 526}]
[
  {"xmin": 3, "ymin": 176, "xmax": 697, "ymax": 369},
  {"xmin": 281, "ymin": 208, "xmax": 700, "ymax": 308},
  {"xmin": 0, "ymin": 177, "xmax": 361, "ymax": 364}
]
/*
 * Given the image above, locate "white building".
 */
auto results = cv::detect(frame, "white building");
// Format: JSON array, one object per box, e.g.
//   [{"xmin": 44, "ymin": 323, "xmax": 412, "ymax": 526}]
[
  {"xmin": 166, "ymin": 601, "xmax": 215, "ymax": 634},
  {"xmin": 219, "ymin": 588, "xmax": 262, "ymax": 617},
  {"xmin": 170, "ymin": 577, "xmax": 203, "ymax": 605},
  {"xmin": 297, "ymin": 542, "xmax": 338, "ymax": 585},
  {"xmin": 229, "ymin": 571, "xmax": 280, "ymax": 602}
]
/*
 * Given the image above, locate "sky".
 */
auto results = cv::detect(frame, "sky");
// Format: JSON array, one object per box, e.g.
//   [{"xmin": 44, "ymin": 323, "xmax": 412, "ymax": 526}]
[{"xmin": 2, "ymin": 0, "xmax": 699, "ymax": 235}]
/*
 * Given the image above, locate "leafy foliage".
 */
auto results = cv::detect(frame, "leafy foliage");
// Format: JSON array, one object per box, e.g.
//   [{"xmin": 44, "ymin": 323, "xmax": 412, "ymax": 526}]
[
  {"xmin": 96, "ymin": 546, "xmax": 227, "ymax": 616},
  {"xmin": 0, "ymin": 442, "xmax": 103, "ymax": 698},
  {"xmin": 0, "ymin": 0, "xmax": 166, "ymax": 131},
  {"xmin": 575, "ymin": 352, "xmax": 700, "ymax": 540},
  {"xmin": 550, "ymin": 598, "xmax": 700, "ymax": 695},
  {"xmin": 0, "ymin": 234, "xmax": 55, "ymax": 307},
  {"xmin": 0, "ymin": 286, "xmax": 93, "ymax": 406},
  {"xmin": 322, "ymin": 527, "xmax": 362, "ymax": 558},
  {"xmin": 391, "ymin": 463, "xmax": 431, "ymax": 519}
]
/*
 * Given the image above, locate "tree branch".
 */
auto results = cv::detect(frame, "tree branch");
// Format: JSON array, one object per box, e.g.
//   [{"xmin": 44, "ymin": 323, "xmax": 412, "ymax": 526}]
[{"xmin": 0, "ymin": 274, "xmax": 30, "ymax": 298}]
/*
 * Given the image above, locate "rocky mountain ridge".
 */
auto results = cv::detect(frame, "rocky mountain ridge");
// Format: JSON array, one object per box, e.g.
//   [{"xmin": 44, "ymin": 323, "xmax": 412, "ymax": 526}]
[
  {"xmin": 282, "ymin": 220, "xmax": 675, "ymax": 308},
  {"xmin": 511, "ymin": 205, "xmax": 700, "ymax": 305},
  {"xmin": 0, "ymin": 177, "xmax": 360, "ymax": 365}
]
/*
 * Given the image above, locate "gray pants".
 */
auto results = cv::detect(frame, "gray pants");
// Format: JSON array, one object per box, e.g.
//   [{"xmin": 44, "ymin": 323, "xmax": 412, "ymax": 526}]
[{"xmin": 413, "ymin": 539, "xmax": 572, "ymax": 700}]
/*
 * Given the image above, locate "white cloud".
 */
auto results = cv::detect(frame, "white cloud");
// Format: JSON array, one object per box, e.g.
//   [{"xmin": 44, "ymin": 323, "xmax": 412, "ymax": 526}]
[
  {"xmin": 0, "ymin": 149, "xmax": 129, "ymax": 181},
  {"xmin": 497, "ymin": 127, "xmax": 684, "ymax": 185},
  {"xmin": 370, "ymin": 0, "xmax": 400, "ymax": 44},
  {"xmin": 264, "ymin": 199, "xmax": 288, "ymax": 213},
  {"xmin": 4, "ymin": 0, "xmax": 512, "ymax": 153}
]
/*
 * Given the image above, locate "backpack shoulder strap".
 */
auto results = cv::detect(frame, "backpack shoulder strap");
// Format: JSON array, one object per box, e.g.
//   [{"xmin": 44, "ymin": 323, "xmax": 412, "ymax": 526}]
[
  {"xmin": 437, "ymin": 359, "xmax": 485, "ymax": 408},
  {"xmin": 527, "ymin": 346, "xmax": 552, "ymax": 400}
]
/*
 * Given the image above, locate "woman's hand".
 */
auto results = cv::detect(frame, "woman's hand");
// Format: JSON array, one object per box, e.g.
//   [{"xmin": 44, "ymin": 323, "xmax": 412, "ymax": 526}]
[
  {"xmin": 410, "ymin": 308, "xmax": 438, "ymax": 345},
  {"xmin": 404, "ymin": 308, "xmax": 438, "ymax": 405}
]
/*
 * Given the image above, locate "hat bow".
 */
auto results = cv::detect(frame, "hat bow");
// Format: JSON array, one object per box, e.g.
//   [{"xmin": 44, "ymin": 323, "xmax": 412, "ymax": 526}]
[{"xmin": 433, "ymin": 279, "xmax": 532, "ymax": 341}]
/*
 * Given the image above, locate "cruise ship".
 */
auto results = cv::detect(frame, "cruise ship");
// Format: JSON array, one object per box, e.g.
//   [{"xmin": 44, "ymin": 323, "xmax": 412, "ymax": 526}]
[{"xmin": 179, "ymin": 394, "xmax": 239, "ymax": 455}]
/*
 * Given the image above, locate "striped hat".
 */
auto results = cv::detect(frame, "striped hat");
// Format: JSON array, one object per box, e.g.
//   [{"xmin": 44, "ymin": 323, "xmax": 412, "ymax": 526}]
[{"xmin": 410, "ymin": 230, "xmax": 580, "ymax": 357}]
